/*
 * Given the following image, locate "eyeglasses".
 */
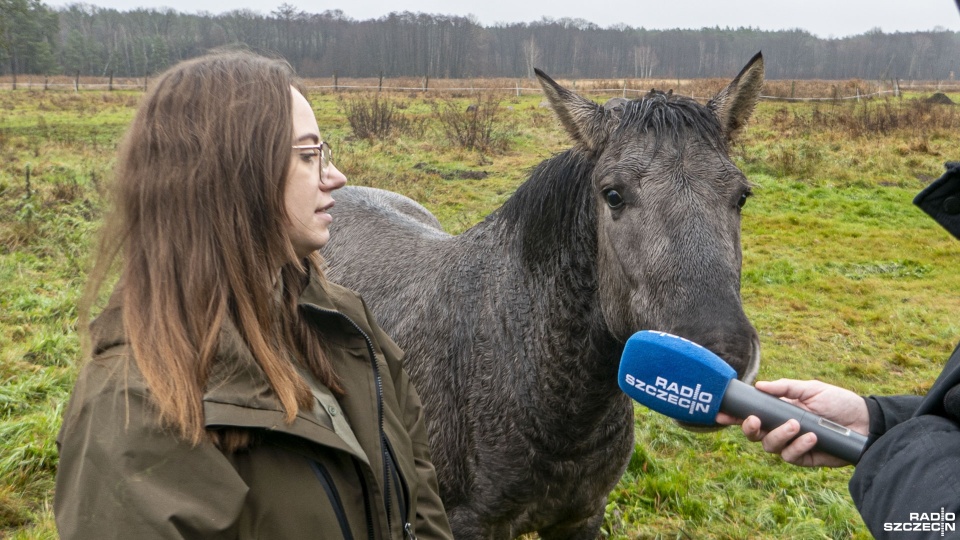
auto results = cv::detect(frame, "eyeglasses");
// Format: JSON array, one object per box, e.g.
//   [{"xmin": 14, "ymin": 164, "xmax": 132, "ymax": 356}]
[{"xmin": 292, "ymin": 141, "xmax": 333, "ymax": 174}]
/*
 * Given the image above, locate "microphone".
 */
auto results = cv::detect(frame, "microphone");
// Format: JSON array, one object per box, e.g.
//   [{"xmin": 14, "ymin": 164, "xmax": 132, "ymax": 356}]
[{"xmin": 618, "ymin": 330, "xmax": 867, "ymax": 464}]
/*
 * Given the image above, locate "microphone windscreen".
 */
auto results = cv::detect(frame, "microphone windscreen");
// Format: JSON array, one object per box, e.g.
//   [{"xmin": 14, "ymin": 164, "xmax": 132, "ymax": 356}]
[{"xmin": 618, "ymin": 330, "xmax": 736, "ymax": 425}]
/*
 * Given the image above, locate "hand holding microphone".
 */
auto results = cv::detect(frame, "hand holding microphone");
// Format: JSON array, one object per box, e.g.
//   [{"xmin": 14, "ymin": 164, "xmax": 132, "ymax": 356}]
[
  {"xmin": 721, "ymin": 379, "xmax": 870, "ymax": 468},
  {"xmin": 618, "ymin": 331, "xmax": 869, "ymax": 465}
]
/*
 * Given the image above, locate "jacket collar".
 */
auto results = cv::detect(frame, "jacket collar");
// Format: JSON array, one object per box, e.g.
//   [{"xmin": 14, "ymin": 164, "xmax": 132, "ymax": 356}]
[
  {"xmin": 297, "ymin": 269, "xmax": 371, "ymax": 331},
  {"xmin": 204, "ymin": 275, "xmax": 373, "ymax": 460}
]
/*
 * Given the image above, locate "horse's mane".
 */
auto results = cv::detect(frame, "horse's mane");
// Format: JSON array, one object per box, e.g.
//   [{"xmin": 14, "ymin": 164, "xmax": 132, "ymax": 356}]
[{"xmin": 488, "ymin": 150, "xmax": 597, "ymax": 274}]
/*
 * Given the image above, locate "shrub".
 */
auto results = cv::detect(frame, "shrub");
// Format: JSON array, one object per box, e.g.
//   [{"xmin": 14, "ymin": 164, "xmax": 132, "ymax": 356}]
[
  {"xmin": 431, "ymin": 93, "xmax": 506, "ymax": 153},
  {"xmin": 340, "ymin": 94, "xmax": 426, "ymax": 140},
  {"xmin": 341, "ymin": 94, "xmax": 396, "ymax": 140}
]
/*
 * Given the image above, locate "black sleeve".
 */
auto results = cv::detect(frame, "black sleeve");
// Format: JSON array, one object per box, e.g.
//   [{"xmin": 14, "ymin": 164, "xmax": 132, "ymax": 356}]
[
  {"xmin": 849, "ymin": 414, "xmax": 960, "ymax": 539},
  {"xmin": 864, "ymin": 394, "xmax": 924, "ymax": 438}
]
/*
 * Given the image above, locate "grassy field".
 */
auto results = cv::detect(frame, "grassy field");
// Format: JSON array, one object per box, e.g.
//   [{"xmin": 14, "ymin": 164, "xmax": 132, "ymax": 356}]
[{"xmin": 1, "ymin": 81, "xmax": 959, "ymax": 539}]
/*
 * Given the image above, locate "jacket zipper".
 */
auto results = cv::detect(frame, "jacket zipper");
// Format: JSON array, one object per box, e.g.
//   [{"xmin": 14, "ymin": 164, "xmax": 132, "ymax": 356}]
[
  {"xmin": 309, "ymin": 460, "xmax": 355, "ymax": 540},
  {"xmin": 385, "ymin": 438, "xmax": 415, "ymax": 539},
  {"xmin": 354, "ymin": 460, "xmax": 376, "ymax": 540},
  {"xmin": 304, "ymin": 303, "xmax": 406, "ymax": 538}
]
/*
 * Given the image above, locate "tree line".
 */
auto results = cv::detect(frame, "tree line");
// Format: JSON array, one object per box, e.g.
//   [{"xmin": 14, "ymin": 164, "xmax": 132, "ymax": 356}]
[{"xmin": 2, "ymin": 0, "xmax": 959, "ymax": 81}]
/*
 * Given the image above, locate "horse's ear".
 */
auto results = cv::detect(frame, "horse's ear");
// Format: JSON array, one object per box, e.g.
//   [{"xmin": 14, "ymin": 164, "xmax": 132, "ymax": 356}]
[
  {"xmin": 535, "ymin": 68, "xmax": 612, "ymax": 152},
  {"xmin": 708, "ymin": 52, "xmax": 764, "ymax": 141}
]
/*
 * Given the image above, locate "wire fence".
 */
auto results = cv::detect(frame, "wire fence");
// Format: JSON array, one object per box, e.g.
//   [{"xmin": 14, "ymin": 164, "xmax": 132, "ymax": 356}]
[{"xmin": 3, "ymin": 75, "xmax": 960, "ymax": 102}]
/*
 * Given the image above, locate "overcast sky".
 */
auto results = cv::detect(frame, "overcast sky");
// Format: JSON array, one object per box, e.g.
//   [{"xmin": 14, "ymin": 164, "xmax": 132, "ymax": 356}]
[{"xmin": 41, "ymin": 0, "xmax": 960, "ymax": 38}]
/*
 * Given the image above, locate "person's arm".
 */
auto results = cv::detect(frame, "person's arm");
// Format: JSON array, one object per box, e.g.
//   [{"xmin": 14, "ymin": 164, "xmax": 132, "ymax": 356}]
[
  {"xmin": 55, "ymin": 357, "xmax": 248, "ymax": 540},
  {"xmin": 362, "ymin": 302, "xmax": 453, "ymax": 540},
  {"xmin": 850, "ymin": 414, "xmax": 960, "ymax": 539}
]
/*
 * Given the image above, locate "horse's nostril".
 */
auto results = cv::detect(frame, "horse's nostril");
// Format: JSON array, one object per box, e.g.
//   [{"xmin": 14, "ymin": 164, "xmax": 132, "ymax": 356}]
[
  {"xmin": 711, "ymin": 334, "xmax": 761, "ymax": 385},
  {"xmin": 695, "ymin": 333, "xmax": 760, "ymax": 385}
]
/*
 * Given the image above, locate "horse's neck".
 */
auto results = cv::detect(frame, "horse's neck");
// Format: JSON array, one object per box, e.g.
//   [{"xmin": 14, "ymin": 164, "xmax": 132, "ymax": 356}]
[{"xmin": 465, "ymin": 150, "xmax": 623, "ymax": 394}]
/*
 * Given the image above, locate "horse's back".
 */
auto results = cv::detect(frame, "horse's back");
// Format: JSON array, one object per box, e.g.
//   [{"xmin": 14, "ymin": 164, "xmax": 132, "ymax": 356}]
[
  {"xmin": 326, "ymin": 185, "xmax": 450, "ymax": 257},
  {"xmin": 332, "ymin": 185, "xmax": 446, "ymax": 232},
  {"xmin": 323, "ymin": 186, "xmax": 453, "ymax": 321}
]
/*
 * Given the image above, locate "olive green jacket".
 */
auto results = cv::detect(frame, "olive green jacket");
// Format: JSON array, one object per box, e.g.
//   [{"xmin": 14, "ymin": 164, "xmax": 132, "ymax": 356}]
[{"xmin": 54, "ymin": 275, "xmax": 452, "ymax": 540}]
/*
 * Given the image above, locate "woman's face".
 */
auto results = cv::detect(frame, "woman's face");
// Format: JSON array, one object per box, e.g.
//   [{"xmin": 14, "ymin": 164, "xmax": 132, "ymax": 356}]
[{"xmin": 285, "ymin": 87, "xmax": 347, "ymax": 259}]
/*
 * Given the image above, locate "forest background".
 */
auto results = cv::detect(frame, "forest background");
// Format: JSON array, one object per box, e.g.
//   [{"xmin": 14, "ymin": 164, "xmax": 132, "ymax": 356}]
[{"xmin": 3, "ymin": 0, "xmax": 960, "ymax": 82}]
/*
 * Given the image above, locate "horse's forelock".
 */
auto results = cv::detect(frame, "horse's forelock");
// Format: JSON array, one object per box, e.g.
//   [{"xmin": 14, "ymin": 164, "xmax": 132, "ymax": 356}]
[{"xmin": 615, "ymin": 92, "xmax": 726, "ymax": 152}]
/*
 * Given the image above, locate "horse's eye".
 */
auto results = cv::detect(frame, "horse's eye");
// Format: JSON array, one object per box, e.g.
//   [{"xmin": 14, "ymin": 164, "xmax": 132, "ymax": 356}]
[
  {"xmin": 737, "ymin": 191, "xmax": 751, "ymax": 210},
  {"xmin": 605, "ymin": 189, "xmax": 625, "ymax": 209}
]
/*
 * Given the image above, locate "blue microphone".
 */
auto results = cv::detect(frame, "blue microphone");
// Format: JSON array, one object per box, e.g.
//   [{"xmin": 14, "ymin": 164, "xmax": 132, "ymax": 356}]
[{"xmin": 618, "ymin": 330, "xmax": 867, "ymax": 464}]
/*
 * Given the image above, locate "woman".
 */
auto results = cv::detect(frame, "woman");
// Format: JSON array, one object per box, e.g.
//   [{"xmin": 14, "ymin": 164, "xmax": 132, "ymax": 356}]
[{"xmin": 54, "ymin": 51, "xmax": 452, "ymax": 540}]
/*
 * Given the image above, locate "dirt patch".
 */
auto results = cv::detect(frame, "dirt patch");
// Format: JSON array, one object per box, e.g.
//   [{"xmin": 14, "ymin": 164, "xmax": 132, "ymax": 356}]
[
  {"xmin": 451, "ymin": 170, "xmax": 489, "ymax": 180},
  {"xmin": 413, "ymin": 162, "xmax": 489, "ymax": 180},
  {"xmin": 925, "ymin": 92, "xmax": 954, "ymax": 105}
]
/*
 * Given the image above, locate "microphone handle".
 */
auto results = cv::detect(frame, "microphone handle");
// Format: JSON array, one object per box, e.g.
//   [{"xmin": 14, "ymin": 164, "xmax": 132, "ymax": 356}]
[{"xmin": 721, "ymin": 379, "xmax": 867, "ymax": 464}]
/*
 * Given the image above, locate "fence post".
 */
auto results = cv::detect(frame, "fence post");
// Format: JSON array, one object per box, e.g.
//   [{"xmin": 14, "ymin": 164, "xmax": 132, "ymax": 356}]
[
  {"xmin": 75, "ymin": 71, "xmax": 80, "ymax": 92},
  {"xmin": 334, "ymin": 72, "xmax": 338, "ymax": 92},
  {"xmin": 378, "ymin": 71, "xmax": 383, "ymax": 92},
  {"xmin": 516, "ymin": 81, "xmax": 520, "ymax": 97},
  {"xmin": 622, "ymin": 81, "xmax": 626, "ymax": 98},
  {"xmin": 11, "ymin": 71, "xmax": 16, "ymax": 90},
  {"xmin": 109, "ymin": 71, "xmax": 114, "ymax": 91},
  {"xmin": 44, "ymin": 76, "xmax": 48, "ymax": 91}
]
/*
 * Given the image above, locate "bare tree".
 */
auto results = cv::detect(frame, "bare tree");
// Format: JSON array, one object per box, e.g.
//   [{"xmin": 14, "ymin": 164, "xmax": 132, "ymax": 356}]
[
  {"xmin": 633, "ymin": 45, "xmax": 657, "ymax": 78},
  {"xmin": 522, "ymin": 35, "xmax": 540, "ymax": 78}
]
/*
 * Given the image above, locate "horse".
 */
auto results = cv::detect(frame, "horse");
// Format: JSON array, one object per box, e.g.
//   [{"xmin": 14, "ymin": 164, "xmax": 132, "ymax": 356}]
[{"xmin": 322, "ymin": 52, "xmax": 765, "ymax": 540}]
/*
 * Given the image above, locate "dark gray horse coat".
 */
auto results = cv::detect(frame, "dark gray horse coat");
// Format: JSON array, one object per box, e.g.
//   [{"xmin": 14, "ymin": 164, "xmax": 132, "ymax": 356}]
[{"xmin": 323, "ymin": 53, "xmax": 765, "ymax": 540}]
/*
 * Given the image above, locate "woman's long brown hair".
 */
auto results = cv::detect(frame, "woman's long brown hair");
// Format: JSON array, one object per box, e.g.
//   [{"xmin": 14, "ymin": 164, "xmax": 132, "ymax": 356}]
[{"xmin": 81, "ymin": 51, "xmax": 341, "ymax": 446}]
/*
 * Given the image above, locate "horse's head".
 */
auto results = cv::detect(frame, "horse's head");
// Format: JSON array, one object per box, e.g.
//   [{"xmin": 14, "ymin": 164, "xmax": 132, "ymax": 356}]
[{"xmin": 536, "ymin": 54, "xmax": 763, "ymax": 391}]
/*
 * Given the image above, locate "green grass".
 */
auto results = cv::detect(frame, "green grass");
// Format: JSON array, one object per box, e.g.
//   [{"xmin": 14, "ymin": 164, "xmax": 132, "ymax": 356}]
[{"xmin": 2, "ymin": 86, "xmax": 959, "ymax": 538}]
